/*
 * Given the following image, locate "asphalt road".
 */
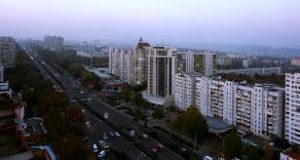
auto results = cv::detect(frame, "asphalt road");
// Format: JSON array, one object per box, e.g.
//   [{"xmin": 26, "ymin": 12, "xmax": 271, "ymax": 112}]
[
  {"xmin": 26, "ymin": 47, "xmax": 185, "ymax": 160},
  {"xmin": 25, "ymin": 49, "xmax": 150, "ymax": 160}
]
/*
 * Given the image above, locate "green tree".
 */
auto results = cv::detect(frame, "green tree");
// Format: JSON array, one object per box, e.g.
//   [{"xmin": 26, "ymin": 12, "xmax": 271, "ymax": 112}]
[
  {"xmin": 121, "ymin": 88, "xmax": 133, "ymax": 102},
  {"xmin": 172, "ymin": 106, "xmax": 208, "ymax": 143},
  {"xmin": 263, "ymin": 141, "xmax": 274, "ymax": 160},
  {"xmin": 152, "ymin": 108, "xmax": 164, "ymax": 119},
  {"xmin": 224, "ymin": 128, "xmax": 242, "ymax": 159},
  {"xmin": 246, "ymin": 146, "xmax": 261, "ymax": 160}
]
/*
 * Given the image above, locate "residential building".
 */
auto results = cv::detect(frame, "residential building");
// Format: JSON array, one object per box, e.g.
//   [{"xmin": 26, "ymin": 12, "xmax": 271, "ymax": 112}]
[
  {"xmin": 0, "ymin": 66, "xmax": 12, "ymax": 97},
  {"xmin": 174, "ymin": 73, "xmax": 196, "ymax": 110},
  {"xmin": 175, "ymin": 52, "xmax": 188, "ymax": 74},
  {"xmin": 234, "ymin": 84, "xmax": 253, "ymax": 134},
  {"xmin": 280, "ymin": 148, "xmax": 300, "ymax": 160},
  {"xmin": 0, "ymin": 64, "xmax": 3, "ymax": 82},
  {"xmin": 0, "ymin": 37, "xmax": 16, "ymax": 68},
  {"xmin": 43, "ymin": 35, "xmax": 64, "ymax": 52},
  {"xmin": 250, "ymin": 84, "xmax": 284, "ymax": 138},
  {"xmin": 147, "ymin": 45, "xmax": 176, "ymax": 97},
  {"xmin": 188, "ymin": 51, "xmax": 217, "ymax": 76},
  {"xmin": 195, "ymin": 76, "xmax": 210, "ymax": 116},
  {"xmin": 109, "ymin": 48, "xmax": 131, "ymax": 81},
  {"xmin": 242, "ymin": 59, "xmax": 253, "ymax": 68},
  {"xmin": 217, "ymin": 67, "xmax": 282, "ymax": 76},
  {"xmin": 129, "ymin": 38, "xmax": 150, "ymax": 85},
  {"xmin": 285, "ymin": 73, "xmax": 300, "ymax": 145},
  {"xmin": 195, "ymin": 76, "xmax": 284, "ymax": 139},
  {"xmin": 291, "ymin": 57, "xmax": 300, "ymax": 67}
]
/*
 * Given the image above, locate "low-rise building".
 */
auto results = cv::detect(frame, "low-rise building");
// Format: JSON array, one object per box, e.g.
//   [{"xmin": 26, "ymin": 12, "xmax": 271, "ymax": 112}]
[
  {"xmin": 217, "ymin": 67, "xmax": 282, "ymax": 76},
  {"xmin": 280, "ymin": 148, "xmax": 300, "ymax": 160}
]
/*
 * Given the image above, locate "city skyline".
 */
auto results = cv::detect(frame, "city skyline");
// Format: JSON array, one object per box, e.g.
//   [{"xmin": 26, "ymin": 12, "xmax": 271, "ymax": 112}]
[{"xmin": 1, "ymin": 0, "xmax": 300, "ymax": 48}]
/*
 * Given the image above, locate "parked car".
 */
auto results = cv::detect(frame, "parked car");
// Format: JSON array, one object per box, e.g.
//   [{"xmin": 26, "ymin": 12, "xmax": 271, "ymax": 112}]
[
  {"xmin": 99, "ymin": 140, "xmax": 110, "ymax": 152},
  {"xmin": 109, "ymin": 131, "xmax": 115, "ymax": 137},
  {"xmin": 115, "ymin": 132, "xmax": 121, "ymax": 137},
  {"xmin": 151, "ymin": 144, "xmax": 163, "ymax": 153},
  {"xmin": 98, "ymin": 150, "xmax": 106, "ymax": 158},
  {"xmin": 92, "ymin": 144, "xmax": 99, "ymax": 153},
  {"xmin": 103, "ymin": 132, "xmax": 108, "ymax": 140}
]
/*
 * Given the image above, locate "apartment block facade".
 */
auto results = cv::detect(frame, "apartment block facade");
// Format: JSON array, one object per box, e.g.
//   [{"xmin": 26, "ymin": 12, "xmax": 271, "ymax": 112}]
[
  {"xmin": 0, "ymin": 37, "xmax": 16, "ymax": 68},
  {"xmin": 147, "ymin": 46, "xmax": 176, "ymax": 97},
  {"xmin": 285, "ymin": 73, "xmax": 300, "ymax": 145},
  {"xmin": 129, "ymin": 38, "xmax": 150, "ymax": 85},
  {"xmin": 108, "ymin": 48, "xmax": 131, "ymax": 81},
  {"xmin": 195, "ymin": 77, "xmax": 284, "ymax": 139},
  {"xmin": 43, "ymin": 35, "xmax": 64, "ymax": 52},
  {"xmin": 174, "ymin": 73, "xmax": 196, "ymax": 110}
]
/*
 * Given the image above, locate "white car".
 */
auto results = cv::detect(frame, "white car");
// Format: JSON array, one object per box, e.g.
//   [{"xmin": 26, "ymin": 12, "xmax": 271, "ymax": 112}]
[
  {"xmin": 98, "ymin": 150, "xmax": 106, "ymax": 158},
  {"xmin": 115, "ymin": 132, "xmax": 121, "ymax": 137},
  {"xmin": 92, "ymin": 144, "xmax": 98, "ymax": 153}
]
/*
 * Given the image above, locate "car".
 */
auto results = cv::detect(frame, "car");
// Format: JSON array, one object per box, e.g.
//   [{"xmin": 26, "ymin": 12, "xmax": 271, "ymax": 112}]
[
  {"xmin": 109, "ymin": 131, "xmax": 115, "ymax": 137},
  {"xmin": 83, "ymin": 137, "xmax": 89, "ymax": 142},
  {"xmin": 92, "ymin": 144, "xmax": 99, "ymax": 153},
  {"xmin": 203, "ymin": 155, "xmax": 213, "ymax": 160},
  {"xmin": 97, "ymin": 150, "xmax": 106, "ymax": 158},
  {"xmin": 142, "ymin": 134, "xmax": 148, "ymax": 139},
  {"xmin": 115, "ymin": 132, "xmax": 121, "ymax": 137},
  {"xmin": 151, "ymin": 144, "xmax": 163, "ymax": 153},
  {"xmin": 99, "ymin": 140, "xmax": 110, "ymax": 152},
  {"xmin": 103, "ymin": 132, "xmax": 108, "ymax": 140}
]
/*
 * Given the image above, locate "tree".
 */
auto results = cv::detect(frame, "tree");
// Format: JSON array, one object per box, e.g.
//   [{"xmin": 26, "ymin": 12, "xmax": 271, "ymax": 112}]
[
  {"xmin": 152, "ymin": 108, "xmax": 164, "ymax": 119},
  {"xmin": 121, "ymin": 88, "xmax": 133, "ymax": 102},
  {"xmin": 224, "ymin": 128, "xmax": 242, "ymax": 159},
  {"xmin": 263, "ymin": 141, "xmax": 274, "ymax": 160},
  {"xmin": 246, "ymin": 146, "xmax": 261, "ymax": 160},
  {"xmin": 172, "ymin": 106, "xmax": 209, "ymax": 143}
]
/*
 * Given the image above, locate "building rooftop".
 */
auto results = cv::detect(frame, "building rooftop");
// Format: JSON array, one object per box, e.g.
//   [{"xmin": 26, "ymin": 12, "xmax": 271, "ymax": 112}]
[
  {"xmin": 281, "ymin": 148, "xmax": 300, "ymax": 160},
  {"xmin": 204, "ymin": 116, "xmax": 233, "ymax": 135},
  {"xmin": 24, "ymin": 117, "xmax": 47, "ymax": 136},
  {"xmin": 142, "ymin": 91, "xmax": 165, "ymax": 106},
  {"xmin": 85, "ymin": 66, "xmax": 112, "ymax": 79}
]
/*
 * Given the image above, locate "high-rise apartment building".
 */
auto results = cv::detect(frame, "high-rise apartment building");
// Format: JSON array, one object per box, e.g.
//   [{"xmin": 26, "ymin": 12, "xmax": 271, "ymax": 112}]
[
  {"xmin": 174, "ymin": 73, "xmax": 196, "ymax": 110},
  {"xmin": 285, "ymin": 73, "xmax": 300, "ymax": 145},
  {"xmin": 175, "ymin": 51, "xmax": 217, "ymax": 76},
  {"xmin": 175, "ymin": 52, "xmax": 188, "ymax": 74},
  {"xmin": 43, "ymin": 35, "xmax": 64, "ymax": 52},
  {"xmin": 129, "ymin": 38, "xmax": 150, "ymax": 85},
  {"xmin": 109, "ymin": 48, "xmax": 131, "ymax": 81},
  {"xmin": 195, "ymin": 76, "xmax": 284, "ymax": 139},
  {"xmin": 0, "ymin": 64, "xmax": 3, "ymax": 82},
  {"xmin": 147, "ymin": 46, "xmax": 176, "ymax": 97},
  {"xmin": 190, "ymin": 51, "xmax": 217, "ymax": 76},
  {"xmin": 195, "ymin": 77, "xmax": 236, "ymax": 124},
  {"xmin": 0, "ymin": 37, "xmax": 16, "ymax": 68}
]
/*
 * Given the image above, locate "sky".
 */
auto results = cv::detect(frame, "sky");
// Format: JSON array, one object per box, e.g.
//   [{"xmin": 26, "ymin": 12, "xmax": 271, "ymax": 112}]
[{"xmin": 0, "ymin": 0, "xmax": 300, "ymax": 48}]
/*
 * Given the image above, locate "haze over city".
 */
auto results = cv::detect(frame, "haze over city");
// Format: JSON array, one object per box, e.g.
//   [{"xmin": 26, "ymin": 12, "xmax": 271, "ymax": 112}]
[
  {"xmin": 1, "ymin": 0, "xmax": 300, "ymax": 48},
  {"xmin": 2, "ymin": 0, "xmax": 300, "ymax": 160}
]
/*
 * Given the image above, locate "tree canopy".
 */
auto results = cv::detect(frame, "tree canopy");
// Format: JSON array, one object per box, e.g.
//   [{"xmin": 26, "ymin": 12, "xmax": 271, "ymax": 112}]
[{"xmin": 172, "ymin": 106, "xmax": 208, "ymax": 143}]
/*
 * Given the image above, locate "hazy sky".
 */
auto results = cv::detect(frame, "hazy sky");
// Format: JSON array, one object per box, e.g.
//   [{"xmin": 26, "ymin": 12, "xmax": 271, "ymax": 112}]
[{"xmin": 1, "ymin": 0, "xmax": 300, "ymax": 48}]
